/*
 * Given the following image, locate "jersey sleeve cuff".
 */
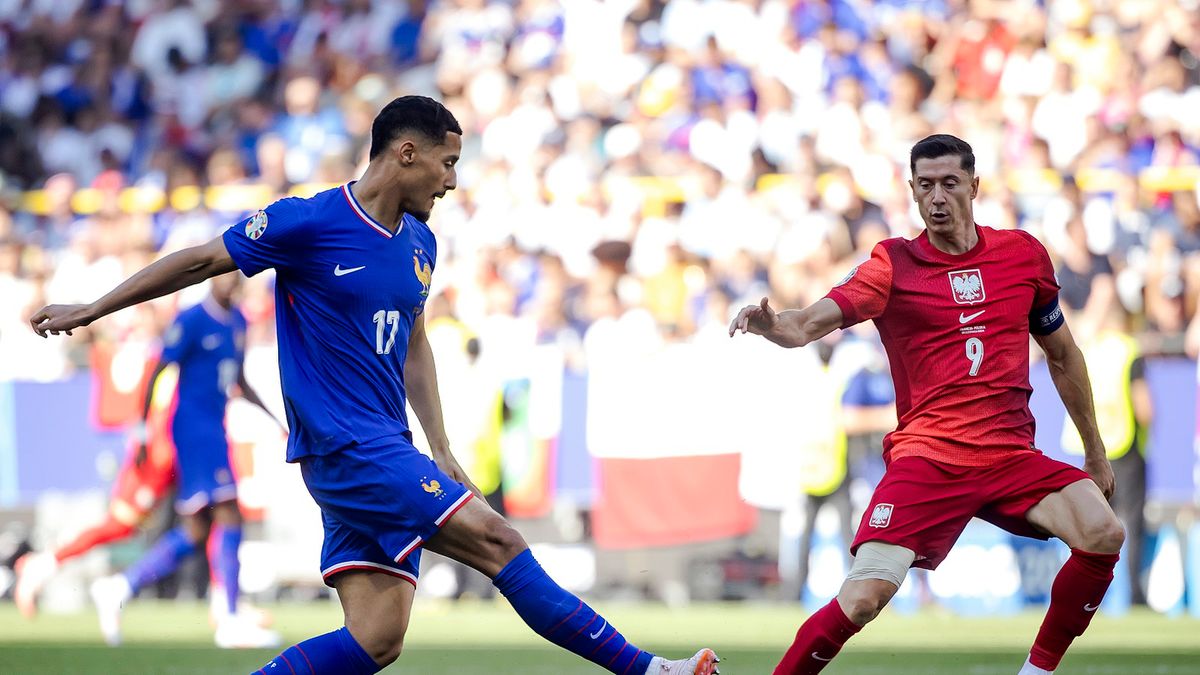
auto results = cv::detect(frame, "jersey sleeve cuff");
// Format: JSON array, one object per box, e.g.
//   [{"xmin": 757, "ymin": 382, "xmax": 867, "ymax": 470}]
[
  {"xmin": 221, "ymin": 228, "xmax": 264, "ymax": 277},
  {"xmin": 825, "ymin": 289, "xmax": 858, "ymax": 329}
]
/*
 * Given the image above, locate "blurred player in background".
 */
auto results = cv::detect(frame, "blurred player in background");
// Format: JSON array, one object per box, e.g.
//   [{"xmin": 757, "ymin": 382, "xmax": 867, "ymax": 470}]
[
  {"xmin": 13, "ymin": 392, "xmax": 176, "ymax": 619},
  {"xmin": 31, "ymin": 96, "xmax": 719, "ymax": 675},
  {"xmin": 731, "ymin": 135, "xmax": 1125, "ymax": 675},
  {"xmin": 84, "ymin": 272, "xmax": 280, "ymax": 648}
]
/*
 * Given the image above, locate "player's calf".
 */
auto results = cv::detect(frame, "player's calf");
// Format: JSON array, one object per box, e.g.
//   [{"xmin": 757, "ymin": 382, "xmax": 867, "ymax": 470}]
[
  {"xmin": 773, "ymin": 543, "xmax": 914, "ymax": 674},
  {"xmin": 1026, "ymin": 548, "xmax": 1120, "ymax": 673}
]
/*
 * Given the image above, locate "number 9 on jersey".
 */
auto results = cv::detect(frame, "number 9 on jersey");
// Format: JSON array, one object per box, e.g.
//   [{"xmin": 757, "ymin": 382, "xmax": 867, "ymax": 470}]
[{"xmin": 964, "ymin": 337, "xmax": 984, "ymax": 377}]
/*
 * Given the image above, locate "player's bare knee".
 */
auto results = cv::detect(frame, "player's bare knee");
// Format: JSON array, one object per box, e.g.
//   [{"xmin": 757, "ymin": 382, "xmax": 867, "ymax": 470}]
[
  {"xmin": 838, "ymin": 584, "xmax": 893, "ymax": 626},
  {"xmin": 181, "ymin": 515, "xmax": 209, "ymax": 543},
  {"xmin": 377, "ymin": 635, "xmax": 404, "ymax": 666},
  {"xmin": 1083, "ymin": 516, "xmax": 1125, "ymax": 554},
  {"xmin": 482, "ymin": 516, "xmax": 527, "ymax": 561},
  {"xmin": 346, "ymin": 618, "xmax": 404, "ymax": 666},
  {"xmin": 211, "ymin": 501, "xmax": 242, "ymax": 526}
]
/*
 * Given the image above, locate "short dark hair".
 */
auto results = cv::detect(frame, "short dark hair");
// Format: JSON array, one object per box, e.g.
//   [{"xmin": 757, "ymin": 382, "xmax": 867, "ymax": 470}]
[
  {"xmin": 910, "ymin": 134, "xmax": 975, "ymax": 177},
  {"xmin": 369, "ymin": 96, "xmax": 463, "ymax": 160}
]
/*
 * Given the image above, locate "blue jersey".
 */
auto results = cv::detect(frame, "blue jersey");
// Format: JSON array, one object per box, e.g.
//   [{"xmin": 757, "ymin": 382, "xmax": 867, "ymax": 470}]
[
  {"xmin": 222, "ymin": 183, "xmax": 437, "ymax": 461},
  {"xmin": 161, "ymin": 299, "xmax": 246, "ymax": 450}
]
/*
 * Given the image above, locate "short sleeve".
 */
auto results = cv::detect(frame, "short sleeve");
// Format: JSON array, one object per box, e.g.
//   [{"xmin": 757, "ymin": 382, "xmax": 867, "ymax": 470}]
[
  {"xmin": 1024, "ymin": 233, "xmax": 1065, "ymax": 335},
  {"xmin": 160, "ymin": 314, "xmax": 192, "ymax": 364},
  {"xmin": 222, "ymin": 198, "xmax": 307, "ymax": 277},
  {"xmin": 1026, "ymin": 234, "xmax": 1061, "ymax": 309},
  {"xmin": 824, "ymin": 242, "xmax": 893, "ymax": 328}
]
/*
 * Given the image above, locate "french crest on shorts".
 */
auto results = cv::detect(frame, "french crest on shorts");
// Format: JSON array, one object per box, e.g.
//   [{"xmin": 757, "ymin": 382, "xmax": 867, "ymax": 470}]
[
  {"xmin": 947, "ymin": 269, "xmax": 985, "ymax": 305},
  {"xmin": 421, "ymin": 476, "xmax": 445, "ymax": 499},
  {"xmin": 246, "ymin": 210, "xmax": 268, "ymax": 240}
]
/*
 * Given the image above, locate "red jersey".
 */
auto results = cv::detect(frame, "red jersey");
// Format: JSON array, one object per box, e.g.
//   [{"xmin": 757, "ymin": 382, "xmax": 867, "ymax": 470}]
[{"xmin": 825, "ymin": 225, "xmax": 1061, "ymax": 467}]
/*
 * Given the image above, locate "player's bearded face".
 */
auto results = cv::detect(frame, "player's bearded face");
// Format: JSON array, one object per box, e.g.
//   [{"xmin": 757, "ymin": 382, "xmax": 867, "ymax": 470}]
[
  {"xmin": 910, "ymin": 155, "xmax": 978, "ymax": 235},
  {"xmin": 405, "ymin": 132, "xmax": 461, "ymax": 221}
]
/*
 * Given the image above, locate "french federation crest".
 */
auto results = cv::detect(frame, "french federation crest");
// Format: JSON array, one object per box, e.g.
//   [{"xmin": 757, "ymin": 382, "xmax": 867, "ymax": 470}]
[
  {"xmin": 246, "ymin": 210, "xmax": 268, "ymax": 240},
  {"xmin": 413, "ymin": 249, "xmax": 432, "ymax": 297},
  {"xmin": 948, "ymin": 269, "xmax": 985, "ymax": 305}
]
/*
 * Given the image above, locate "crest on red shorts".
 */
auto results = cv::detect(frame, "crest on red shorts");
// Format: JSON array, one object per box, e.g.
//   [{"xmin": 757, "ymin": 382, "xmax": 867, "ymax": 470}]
[
  {"xmin": 869, "ymin": 503, "xmax": 894, "ymax": 528},
  {"xmin": 948, "ymin": 269, "xmax": 985, "ymax": 304}
]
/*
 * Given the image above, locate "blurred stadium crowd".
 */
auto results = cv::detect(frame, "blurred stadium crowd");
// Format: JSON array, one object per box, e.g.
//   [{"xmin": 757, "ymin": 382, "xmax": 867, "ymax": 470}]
[{"xmin": 0, "ymin": 0, "xmax": 1199, "ymax": 382}]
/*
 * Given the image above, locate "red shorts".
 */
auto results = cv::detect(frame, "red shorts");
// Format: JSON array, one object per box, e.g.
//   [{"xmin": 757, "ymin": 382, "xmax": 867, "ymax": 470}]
[
  {"xmin": 850, "ymin": 452, "xmax": 1090, "ymax": 570},
  {"xmin": 110, "ymin": 441, "xmax": 176, "ymax": 517}
]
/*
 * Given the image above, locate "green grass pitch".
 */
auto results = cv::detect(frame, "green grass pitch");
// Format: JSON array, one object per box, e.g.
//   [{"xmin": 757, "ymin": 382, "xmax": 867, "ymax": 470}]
[{"xmin": 1, "ymin": 601, "xmax": 1197, "ymax": 674}]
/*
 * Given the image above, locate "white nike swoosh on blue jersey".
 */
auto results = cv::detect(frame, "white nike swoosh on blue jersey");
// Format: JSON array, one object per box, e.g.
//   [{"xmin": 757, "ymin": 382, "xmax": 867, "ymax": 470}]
[{"xmin": 334, "ymin": 264, "xmax": 367, "ymax": 276}]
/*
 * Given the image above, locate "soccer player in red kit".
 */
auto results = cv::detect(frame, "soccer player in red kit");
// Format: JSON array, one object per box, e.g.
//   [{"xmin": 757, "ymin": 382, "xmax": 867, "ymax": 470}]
[
  {"xmin": 730, "ymin": 134, "xmax": 1124, "ymax": 675},
  {"xmin": 14, "ymin": 382, "xmax": 177, "ymax": 619}
]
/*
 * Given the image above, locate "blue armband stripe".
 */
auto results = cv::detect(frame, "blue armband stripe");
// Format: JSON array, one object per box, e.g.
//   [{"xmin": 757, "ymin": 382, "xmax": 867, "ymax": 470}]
[{"xmin": 1030, "ymin": 297, "xmax": 1064, "ymax": 335}]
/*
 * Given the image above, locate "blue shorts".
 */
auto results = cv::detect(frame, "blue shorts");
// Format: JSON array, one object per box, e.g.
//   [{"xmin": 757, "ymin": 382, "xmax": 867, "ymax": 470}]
[
  {"xmin": 171, "ymin": 425, "xmax": 236, "ymax": 515},
  {"xmin": 300, "ymin": 434, "xmax": 473, "ymax": 588}
]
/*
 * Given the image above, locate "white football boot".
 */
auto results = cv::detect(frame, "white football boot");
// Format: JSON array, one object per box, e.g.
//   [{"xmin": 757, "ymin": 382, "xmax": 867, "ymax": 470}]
[
  {"xmin": 647, "ymin": 648, "xmax": 720, "ymax": 675},
  {"xmin": 90, "ymin": 574, "xmax": 132, "ymax": 646},
  {"xmin": 14, "ymin": 552, "xmax": 58, "ymax": 619}
]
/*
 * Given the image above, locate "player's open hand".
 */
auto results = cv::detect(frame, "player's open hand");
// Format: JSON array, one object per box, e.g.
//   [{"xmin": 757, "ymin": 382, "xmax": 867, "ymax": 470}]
[
  {"xmin": 435, "ymin": 452, "xmax": 485, "ymax": 501},
  {"xmin": 1083, "ymin": 456, "xmax": 1116, "ymax": 500},
  {"xmin": 29, "ymin": 303, "xmax": 95, "ymax": 337},
  {"xmin": 729, "ymin": 297, "xmax": 777, "ymax": 337}
]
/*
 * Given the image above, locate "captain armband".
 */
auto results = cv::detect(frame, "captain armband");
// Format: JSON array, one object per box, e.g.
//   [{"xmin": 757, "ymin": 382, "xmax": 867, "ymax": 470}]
[{"xmin": 1030, "ymin": 296, "xmax": 1064, "ymax": 335}]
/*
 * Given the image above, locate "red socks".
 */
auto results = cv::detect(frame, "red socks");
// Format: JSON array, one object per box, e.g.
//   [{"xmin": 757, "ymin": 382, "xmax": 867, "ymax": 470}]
[
  {"xmin": 1029, "ymin": 548, "xmax": 1119, "ymax": 671},
  {"xmin": 774, "ymin": 599, "xmax": 862, "ymax": 675},
  {"xmin": 54, "ymin": 517, "xmax": 135, "ymax": 563},
  {"xmin": 772, "ymin": 547, "xmax": 1117, "ymax": 674}
]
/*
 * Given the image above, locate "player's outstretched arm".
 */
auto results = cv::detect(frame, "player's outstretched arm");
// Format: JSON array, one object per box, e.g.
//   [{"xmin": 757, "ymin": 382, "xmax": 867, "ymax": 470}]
[
  {"xmin": 1034, "ymin": 322, "xmax": 1115, "ymax": 498},
  {"xmin": 30, "ymin": 236, "xmax": 237, "ymax": 337},
  {"xmin": 728, "ymin": 296, "xmax": 843, "ymax": 348}
]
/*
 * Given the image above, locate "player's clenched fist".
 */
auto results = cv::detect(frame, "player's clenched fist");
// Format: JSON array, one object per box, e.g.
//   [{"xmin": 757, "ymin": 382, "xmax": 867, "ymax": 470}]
[
  {"xmin": 29, "ymin": 303, "xmax": 94, "ymax": 337},
  {"xmin": 728, "ymin": 296, "xmax": 777, "ymax": 337}
]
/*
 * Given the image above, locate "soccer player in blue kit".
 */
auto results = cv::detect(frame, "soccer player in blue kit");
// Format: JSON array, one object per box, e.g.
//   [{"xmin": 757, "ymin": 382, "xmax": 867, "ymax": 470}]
[
  {"xmin": 88, "ymin": 272, "xmax": 282, "ymax": 648},
  {"xmin": 31, "ymin": 96, "xmax": 719, "ymax": 675}
]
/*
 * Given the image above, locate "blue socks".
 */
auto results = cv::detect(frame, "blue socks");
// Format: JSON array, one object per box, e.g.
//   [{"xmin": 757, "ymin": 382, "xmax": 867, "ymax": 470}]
[
  {"xmin": 257, "ymin": 549, "xmax": 653, "ymax": 675},
  {"xmin": 209, "ymin": 524, "xmax": 242, "ymax": 614},
  {"xmin": 124, "ymin": 526, "xmax": 195, "ymax": 593},
  {"xmin": 493, "ymin": 548, "xmax": 655, "ymax": 675},
  {"xmin": 256, "ymin": 627, "xmax": 380, "ymax": 675}
]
